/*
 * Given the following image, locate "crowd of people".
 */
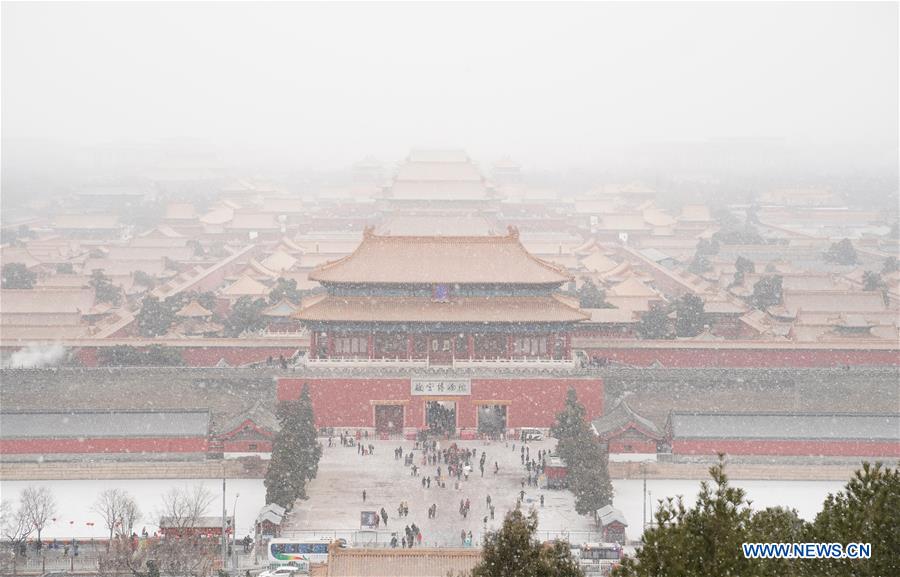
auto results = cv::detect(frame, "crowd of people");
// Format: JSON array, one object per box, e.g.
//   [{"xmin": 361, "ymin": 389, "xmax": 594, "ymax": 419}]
[{"xmin": 339, "ymin": 432, "xmax": 549, "ymax": 548}]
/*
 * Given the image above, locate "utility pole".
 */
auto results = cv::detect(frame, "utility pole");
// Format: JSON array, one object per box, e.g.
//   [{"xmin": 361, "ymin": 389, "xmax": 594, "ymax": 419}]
[
  {"xmin": 222, "ymin": 476, "xmax": 227, "ymax": 574},
  {"xmin": 642, "ymin": 466, "xmax": 647, "ymax": 530}
]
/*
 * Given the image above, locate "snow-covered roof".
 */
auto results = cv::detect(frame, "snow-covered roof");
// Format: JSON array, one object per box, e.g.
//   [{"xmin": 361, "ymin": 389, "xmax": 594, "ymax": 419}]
[{"xmin": 668, "ymin": 412, "xmax": 900, "ymax": 441}]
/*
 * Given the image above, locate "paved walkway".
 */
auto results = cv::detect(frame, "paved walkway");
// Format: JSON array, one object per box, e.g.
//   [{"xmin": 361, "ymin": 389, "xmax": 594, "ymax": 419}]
[{"xmin": 283, "ymin": 438, "xmax": 596, "ymax": 547}]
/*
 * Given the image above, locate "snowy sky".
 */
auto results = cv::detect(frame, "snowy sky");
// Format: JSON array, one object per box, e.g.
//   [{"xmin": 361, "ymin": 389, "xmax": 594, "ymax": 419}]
[{"xmin": 2, "ymin": 1, "xmax": 897, "ymax": 170}]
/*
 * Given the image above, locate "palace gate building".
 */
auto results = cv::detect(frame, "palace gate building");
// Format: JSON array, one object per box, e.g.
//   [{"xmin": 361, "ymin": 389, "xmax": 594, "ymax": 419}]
[{"xmin": 278, "ymin": 226, "xmax": 603, "ymax": 438}]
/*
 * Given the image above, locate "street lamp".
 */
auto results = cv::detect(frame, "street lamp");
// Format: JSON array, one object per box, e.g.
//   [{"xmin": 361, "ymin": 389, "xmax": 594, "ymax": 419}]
[{"xmin": 232, "ymin": 493, "xmax": 240, "ymax": 569}]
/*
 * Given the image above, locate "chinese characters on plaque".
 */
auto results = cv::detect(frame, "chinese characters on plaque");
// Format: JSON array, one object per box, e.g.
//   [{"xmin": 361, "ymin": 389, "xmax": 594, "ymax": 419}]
[{"xmin": 411, "ymin": 378, "xmax": 471, "ymax": 396}]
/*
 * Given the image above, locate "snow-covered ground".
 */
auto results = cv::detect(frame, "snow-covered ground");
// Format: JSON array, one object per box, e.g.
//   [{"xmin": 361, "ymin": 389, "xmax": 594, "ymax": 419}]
[{"xmin": 1, "ymin": 439, "xmax": 847, "ymax": 543}]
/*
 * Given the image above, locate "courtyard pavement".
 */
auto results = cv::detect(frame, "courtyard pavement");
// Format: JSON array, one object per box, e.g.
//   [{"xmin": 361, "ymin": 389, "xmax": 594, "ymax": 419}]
[{"xmin": 282, "ymin": 437, "xmax": 599, "ymax": 547}]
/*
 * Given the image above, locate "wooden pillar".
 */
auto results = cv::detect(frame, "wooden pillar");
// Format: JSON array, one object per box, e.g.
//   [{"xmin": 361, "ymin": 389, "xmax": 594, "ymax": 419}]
[
  {"xmin": 564, "ymin": 332, "xmax": 571, "ymax": 359},
  {"xmin": 407, "ymin": 334, "xmax": 414, "ymax": 359},
  {"xmin": 467, "ymin": 334, "xmax": 474, "ymax": 359},
  {"xmin": 309, "ymin": 331, "xmax": 317, "ymax": 359},
  {"xmin": 506, "ymin": 334, "xmax": 513, "ymax": 359},
  {"xmin": 327, "ymin": 332, "xmax": 334, "ymax": 357},
  {"xmin": 368, "ymin": 333, "xmax": 375, "ymax": 359}
]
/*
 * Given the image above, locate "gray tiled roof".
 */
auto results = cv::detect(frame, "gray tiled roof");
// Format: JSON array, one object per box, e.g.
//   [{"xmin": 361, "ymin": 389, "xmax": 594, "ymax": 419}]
[
  {"xmin": 0, "ymin": 410, "xmax": 210, "ymax": 439},
  {"xmin": 668, "ymin": 412, "xmax": 900, "ymax": 441},
  {"xmin": 592, "ymin": 399, "xmax": 663, "ymax": 439}
]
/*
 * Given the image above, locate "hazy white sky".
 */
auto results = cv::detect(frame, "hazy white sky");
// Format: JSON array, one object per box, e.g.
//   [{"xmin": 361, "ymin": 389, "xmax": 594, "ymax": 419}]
[{"xmin": 2, "ymin": 1, "xmax": 897, "ymax": 169}]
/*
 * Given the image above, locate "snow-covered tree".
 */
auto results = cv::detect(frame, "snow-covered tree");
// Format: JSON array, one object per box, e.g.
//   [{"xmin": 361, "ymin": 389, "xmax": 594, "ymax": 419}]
[
  {"xmin": 803, "ymin": 462, "xmax": 900, "ymax": 577},
  {"xmin": 266, "ymin": 384, "xmax": 322, "ymax": 507},
  {"xmin": 472, "ymin": 508, "xmax": 583, "ymax": 577},
  {"xmin": 636, "ymin": 304, "xmax": 674, "ymax": 340},
  {"xmin": 1, "ymin": 263, "xmax": 36, "ymax": 289},
  {"xmin": 551, "ymin": 387, "xmax": 613, "ymax": 514},
  {"xmin": 674, "ymin": 294, "xmax": 705, "ymax": 337},
  {"xmin": 824, "ymin": 238, "xmax": 857, "ymax": 265}
]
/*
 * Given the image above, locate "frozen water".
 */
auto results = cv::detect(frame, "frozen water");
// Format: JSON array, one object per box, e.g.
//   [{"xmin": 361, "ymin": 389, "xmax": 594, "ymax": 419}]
[{"xmin": 0, "ymin": 441, "xmax": 846, "ymax": 543}]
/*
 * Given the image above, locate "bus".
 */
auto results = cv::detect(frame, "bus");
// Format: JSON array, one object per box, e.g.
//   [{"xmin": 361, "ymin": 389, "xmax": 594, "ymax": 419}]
[
  {"xmin": 267, "ymin": 537, "xmax": 345, "ymax": 566},
  {"xmin": 573, "ymin": 542, "xmax": 623, "ymax": 576}
]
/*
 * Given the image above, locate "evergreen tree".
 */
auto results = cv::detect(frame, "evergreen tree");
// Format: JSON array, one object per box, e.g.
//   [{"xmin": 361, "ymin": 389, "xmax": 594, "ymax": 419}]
[
  {"xmin": 687, "ymin": 254, "xmax": 710, "ymax": 275},
  {"xmin": 472, "ymin": 508, "xmax": 584, "ymax": 577},
  {"xmin": 746, "ymin": 507, "xmax": 805, "ymax": 577},
  {"xmin": 269, "ymin": 277, "xmax": 304, "ymax": 304},
  {"xmin": 89, "ymin": 269, "xmax": 122, "ymax": 305},
  {"xmin": 882, "ymin": 256, "xmax": 899, "ymax": 274},
  {"xmin": 577, "ymin": 278, "xmax": 610, "ymax": 309},
  {"xmin": 862, "ymin": 271, "xmax": 885, "ymax": 292},
  {"xmin": 674, "ymin": 294, "xmax": 705, "ymax": 337},
  {"xmin": 294, "ymin": 384, "xmax": 323, "ymax": 499},
  {"xmin": 731, "ymin": 256, "xmax": 755, "ymax": 286},
  {"xmin": 225, "ymin": 296, "xmax": 267, "ymax": 336},
  {"xmin": 636, "ymin": 304, "xmax": 673, "ymax": 340},
  {"xmin": 265, "ymin": 385, "xmax": 322, "ymax": 508},
  {"xmin": 802, "ymin": 462, "xmax": 900, "ymax": 577},
  {"xmin": 614, "ymin": 457, "xmax": 755, "ymax": 577},
  {"xmin": 1, "ymin": 263, "xmax": 36, "ymax": 289},
  {"xmin": 136, "ymin": 295, "xmax": 175, "ymax": 337},
  {"xmin": 550, "ymin": 387, "xmax": 587, "ymax": 447},
  {"xmin": 751, "ymin": 275, "xmax": 783, "ymax": 309},
  {"xmin": 551, "ymin": 388, "xmax": 613, "ymax": 514},
  {"xmin": 569, "ymin": 434, "xmax": 613, "ymax": 515},
  {"xmin": 824, "ymin": 238, "xmax": 858, "ymax": 265}
]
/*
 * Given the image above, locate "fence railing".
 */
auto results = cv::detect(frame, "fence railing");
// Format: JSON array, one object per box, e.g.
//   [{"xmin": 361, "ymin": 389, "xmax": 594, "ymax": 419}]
[
  {"xmin": 277, "ymin": 529, "xmax": 605, "ymax": 549},
  {"xmin": 1, "ymin": 550, "xmax": 260, "ymax": 575}
]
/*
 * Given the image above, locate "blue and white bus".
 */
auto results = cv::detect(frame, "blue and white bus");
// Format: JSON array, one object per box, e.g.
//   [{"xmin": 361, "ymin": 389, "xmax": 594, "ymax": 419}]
[{"xmin": 267, "ymin": 537, "xmax": 346, "ymax": 566}]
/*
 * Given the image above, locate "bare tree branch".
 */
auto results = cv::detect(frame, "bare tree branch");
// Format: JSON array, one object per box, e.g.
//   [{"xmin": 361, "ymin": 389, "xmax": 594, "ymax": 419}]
[{"xmin": 20, "ymin": 486, "xmax": 56, "ymax": 547}]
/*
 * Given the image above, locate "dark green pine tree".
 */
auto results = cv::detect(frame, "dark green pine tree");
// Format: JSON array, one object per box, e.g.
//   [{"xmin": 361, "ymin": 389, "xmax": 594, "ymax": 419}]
[
  {"xmin": 569, "ymin": 433, "xmax": 613, "ymax": 515},
  {"xmin": 614, "ymin": 457, "xmax": 755, "ymax": 577},
  {"xmin": 294, "ymin": 384, "xmax": 323, "ymax": 499},
  {"xmin": 636, "ymin": 304, "xmax": 674, "ymax": 340},
  {"xmin": 550, "ymin": 387, "xmax": 587, "ymax": 450},
  {"xmin": 472, "ymin": 508, "xmax": 584, "ymax": 577},
  {"xmin": 550, "ymin": 387, "xmax": 614, "ymax": 515},
  {"xmin": 802, "ymin": 462, "xmax": 900, "ymax": 577},
  {"xmin": 265, "ymin": 385, "xmax": 322, "ymax": 508},
  {"xmin": 674, "ymin": 294, "xmax": 706, "ymax": 337}
]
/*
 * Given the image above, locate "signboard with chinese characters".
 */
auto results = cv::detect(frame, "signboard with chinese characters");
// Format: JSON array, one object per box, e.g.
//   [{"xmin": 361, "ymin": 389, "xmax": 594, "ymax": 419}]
[{"xmin": 411, "ymin": 378, "xmax": 471, "ymax": 396}]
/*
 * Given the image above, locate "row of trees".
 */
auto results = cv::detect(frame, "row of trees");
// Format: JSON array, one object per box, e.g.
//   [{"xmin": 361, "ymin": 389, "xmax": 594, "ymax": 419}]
[
  {"xmin": 550, "ymin": 388, "xmax": 614, "ymax": 516},
  {"xmin": 135, "ymin": 277, "xmax": 308, "ymax": 338},
  {"xmin": 136, "ymin": 291, "xmax": 218, "ymax": 337},
  {"xmin": 472, "ymin": 461, "xmax": 899, "ymax": 577},
  {"xmin": 2, "ymin": 484, "xmax": 225, "ymax": 577},
  {"xmin": 635, "ymin": 294, "xmax": 706, "ymax": 340},
  {"xmin": 264, "ymin": 384, "xmax": 323, "ymax": 509},
  {"xmin": 1, "ymin": 486, "xmax": 56, "ymax": 553},
  {"xmin": 614, "ymin": 460, "xmax": 899, "ymax": 577}
]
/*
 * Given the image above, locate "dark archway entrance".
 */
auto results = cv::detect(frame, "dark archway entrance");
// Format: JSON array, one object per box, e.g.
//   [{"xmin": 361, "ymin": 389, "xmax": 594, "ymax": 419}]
[
  {"xmin": 425, "ymin": 400, "xmax": 456, "ymax": 436},
  {"xmin": 374, "ymin": 404, "xmax": 404, "ymax": 436}
]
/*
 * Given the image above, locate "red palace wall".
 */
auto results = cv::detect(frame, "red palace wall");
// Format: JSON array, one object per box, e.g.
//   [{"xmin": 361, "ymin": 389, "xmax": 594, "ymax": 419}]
[
  {"xmin": 584, "ymin": 346, "xmax": 900, "ymax": 368},
  {"xmin": 0, "ymin": 437, "xmax": 208, "ymax": 454},
  {"xmin": 672, "ymin": 439, "xmax": 900, "ymax": 458},
  {"xmin": 277, "ymin": 376, "xmax": 603, "ymax": 431}
]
